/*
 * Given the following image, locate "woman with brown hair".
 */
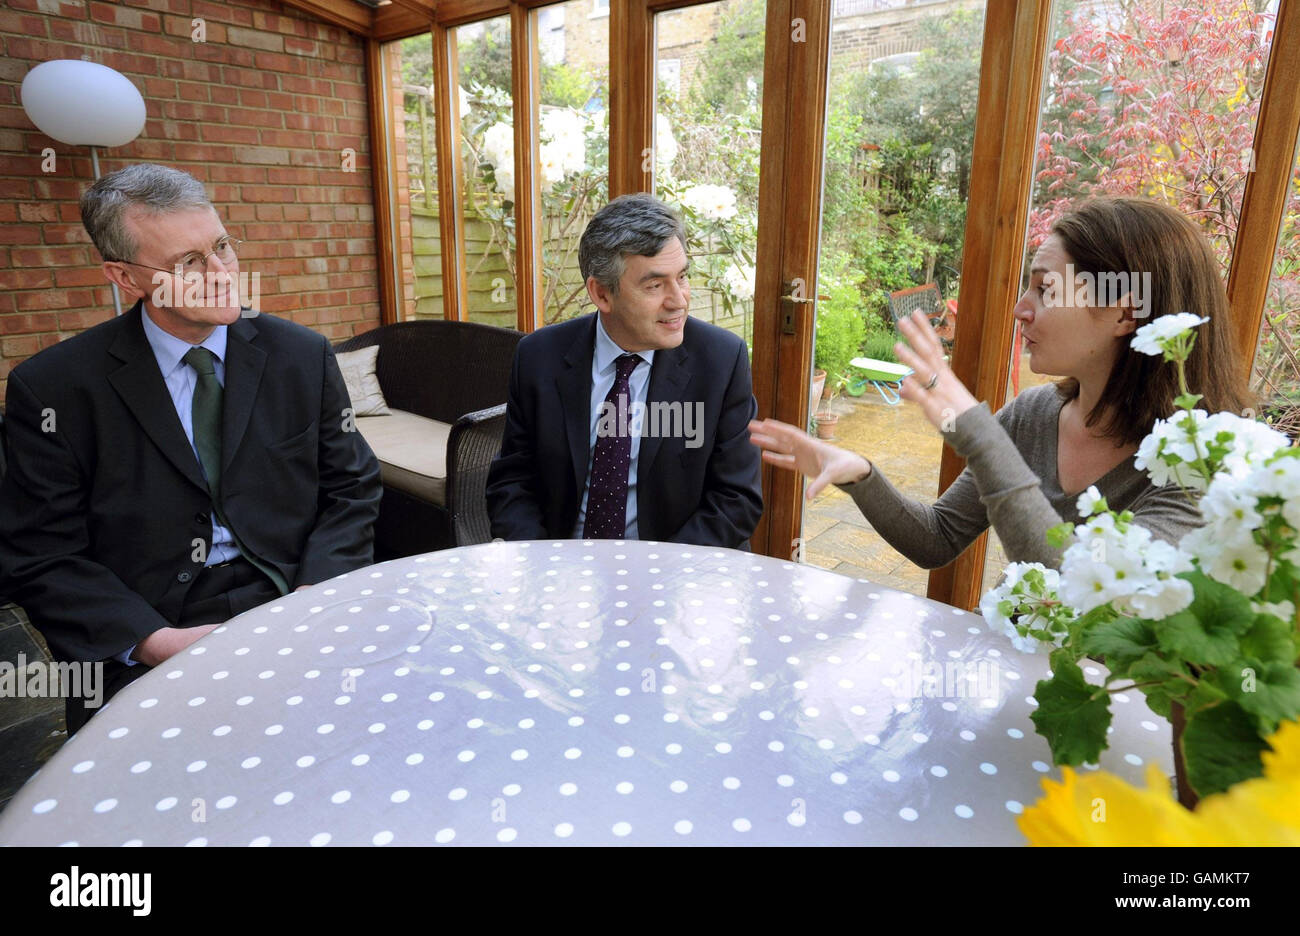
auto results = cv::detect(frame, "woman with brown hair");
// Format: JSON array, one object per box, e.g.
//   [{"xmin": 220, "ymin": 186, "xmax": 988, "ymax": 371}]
[{"xmin": 749, "ymin": 196, "xmax": 1253, "ymax": 569}]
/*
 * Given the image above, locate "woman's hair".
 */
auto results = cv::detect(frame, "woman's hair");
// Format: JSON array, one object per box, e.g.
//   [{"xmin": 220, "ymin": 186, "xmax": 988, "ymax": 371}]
[{"xmin": 1049, "ymin": 196, "xmax": 1254, "ymax": 446}]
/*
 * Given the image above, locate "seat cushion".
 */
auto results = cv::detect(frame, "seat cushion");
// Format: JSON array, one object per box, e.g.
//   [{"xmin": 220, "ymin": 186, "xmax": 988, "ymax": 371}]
[{"xmin": 354, "ymin": 409, "xmax": 451, "ymax": 506}]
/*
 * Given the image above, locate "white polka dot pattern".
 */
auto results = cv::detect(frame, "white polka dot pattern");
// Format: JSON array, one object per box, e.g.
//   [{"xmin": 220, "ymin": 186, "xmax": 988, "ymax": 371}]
[{"xmin": 0, "ymin": 541, "xmax": 1172, "ymax": 845}]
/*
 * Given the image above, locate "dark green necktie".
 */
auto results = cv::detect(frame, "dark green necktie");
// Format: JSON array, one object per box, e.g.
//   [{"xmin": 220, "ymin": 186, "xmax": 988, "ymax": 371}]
[{"xmin": 183, "ymin": 347, "xmax": 288, "ymax": 596}]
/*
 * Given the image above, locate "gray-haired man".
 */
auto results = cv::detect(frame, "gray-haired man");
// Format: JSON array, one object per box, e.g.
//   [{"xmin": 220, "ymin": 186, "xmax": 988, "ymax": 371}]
[
  {"xmin": 0, "ymin": 163, "xmax": 382, "ymax": 733},
  {"xmin": 486, "ymin": 193, "xmax": 763, "ymax": 547}
]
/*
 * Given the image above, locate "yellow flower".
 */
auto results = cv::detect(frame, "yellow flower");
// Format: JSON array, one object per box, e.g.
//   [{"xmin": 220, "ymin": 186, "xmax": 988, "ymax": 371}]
[{"xmin": 1019, "ymin": 719, "xmax": 1300, "ymax": 845}]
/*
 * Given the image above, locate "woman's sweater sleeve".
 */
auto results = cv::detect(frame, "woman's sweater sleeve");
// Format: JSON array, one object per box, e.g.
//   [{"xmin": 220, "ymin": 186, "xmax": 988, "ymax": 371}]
[{"xmin": 835, "ymin": 400, "xmax": 1067, "ymax": 569}]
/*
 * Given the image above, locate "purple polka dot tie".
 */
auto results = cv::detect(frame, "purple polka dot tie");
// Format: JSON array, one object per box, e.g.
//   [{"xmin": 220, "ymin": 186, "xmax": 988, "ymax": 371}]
[{"xmin": 583, "ymin": 353, "xmax": 642, "ymax": 539}]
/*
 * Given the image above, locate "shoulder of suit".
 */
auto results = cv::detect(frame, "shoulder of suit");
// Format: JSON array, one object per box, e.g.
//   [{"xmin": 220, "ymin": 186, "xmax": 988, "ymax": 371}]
[
  {"xmin": 682, "ymin": 315, "xmax": 746, "ymax": 357},
  {"xmin": 238, "ymin": 310, "xmax": 329, "ymax": 350},
  {"xmin": 516, "ymin": 312, "xmax": 593, "ymax": 353},
  {"xmin": 8, "ymin": 309, "xmax": 125, "ymax": 386}
]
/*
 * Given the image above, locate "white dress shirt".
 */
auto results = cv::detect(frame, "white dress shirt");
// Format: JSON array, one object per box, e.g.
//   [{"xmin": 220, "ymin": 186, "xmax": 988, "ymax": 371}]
[{"xmin": 572, "ymin": 314, "xmax": 655, "ymax": 538}]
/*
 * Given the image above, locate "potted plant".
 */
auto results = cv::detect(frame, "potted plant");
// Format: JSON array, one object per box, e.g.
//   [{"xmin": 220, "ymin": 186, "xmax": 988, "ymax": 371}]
[
  {"xmin": 814, "ymin": 375, "xmax": 850, "ymax": 439},
  {"xmin": 814, "ymin": 281, "xmax": 867, "ymax": 406},
  {"xmin": 981, "ymin": 315, "xmax": 1300, "ymax": 807}
]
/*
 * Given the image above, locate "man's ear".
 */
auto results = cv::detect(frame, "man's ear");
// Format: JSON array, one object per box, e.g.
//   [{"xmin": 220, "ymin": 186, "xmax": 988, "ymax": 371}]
[
  {"xmin": 101, "ymin": 262, "xmax": 147, "ymax": 301},
  {"xmin": 585, "ymin": 275, "xmax": 613, "ymax": 314}
]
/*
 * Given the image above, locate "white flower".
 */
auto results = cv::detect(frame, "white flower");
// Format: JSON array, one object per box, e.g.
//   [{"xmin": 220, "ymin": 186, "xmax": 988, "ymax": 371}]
[
  {"xmin": 1252, "ymin": 599, "xmax": 1296, "ymax": 622},
  {"xmin": 655, "ymin": 113, "xmax": 678, "ymax": 174},
  {"xmin": 457, "ymin": 85, "xmax": 472, "ymax": 116},
  {"xmin": 722, "ymin": 263, "xmax": 755, "ymax": 301},
  {"xmin": 1128, "ymin": 576, "xmax": 1194, "ymax": 620},
  {"xmin": 1130, "ymin": 312, "xmax": 1209, "ymax": 356},
  {"xmin": 1196, "ymin": 531, "xmax": 1270, "ymax": 595},
  {"xmin": 1059, "ymin": 551, "xmax": 1119, "ymax": 614},
  {"xmin": 481, "ymin": 122, "xmax": 516, "ymax": 198},
  {"xmin": 1198, "ymin": 481, "xmax": 1264, "ymax": 539},
  {"xmin": 680, "ymin": 183, "xmax": 738, "ymax": 221},
  {"xmin": 1142, "ymin": 539, "xmax": 1194, "ymax": 577},
  {"xmin": 1075, "ymin": 485, "xmax": 1106, "ymax": 518},
  {"xmin": 539, "ymin": 107, "xmax": 588, "ymax": 180}
]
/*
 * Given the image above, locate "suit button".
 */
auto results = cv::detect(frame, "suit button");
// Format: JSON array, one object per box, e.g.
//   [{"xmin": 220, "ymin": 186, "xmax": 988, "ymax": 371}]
[
  {"xmin": 177, "ymin": 571, "xmax": 192, "ymax": 583},
  {"xmin": 196, "ymin": 512, "xmax": 210, "ymax": 524}
]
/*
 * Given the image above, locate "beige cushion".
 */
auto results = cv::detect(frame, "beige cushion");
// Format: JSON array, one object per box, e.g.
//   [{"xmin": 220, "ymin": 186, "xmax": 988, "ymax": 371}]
[
  {"xmin": 355, "ymin": 410, "xmax": 451, "ymax": 506},
  {"xmin": 336, "ymin": 345, "xmax": 391, "ymax": 416}
]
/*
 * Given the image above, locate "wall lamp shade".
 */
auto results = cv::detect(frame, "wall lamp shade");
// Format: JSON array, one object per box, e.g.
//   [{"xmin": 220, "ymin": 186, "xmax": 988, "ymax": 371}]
[{"xmin": 20, "ymin": 60, "xmax": 146, "ymax": 147}]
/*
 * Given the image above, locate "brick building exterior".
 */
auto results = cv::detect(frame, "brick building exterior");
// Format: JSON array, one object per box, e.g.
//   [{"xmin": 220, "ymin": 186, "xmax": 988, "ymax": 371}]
[{"xmin": 0, "ymin": 0, "xmax": 382, "ymax": 400}]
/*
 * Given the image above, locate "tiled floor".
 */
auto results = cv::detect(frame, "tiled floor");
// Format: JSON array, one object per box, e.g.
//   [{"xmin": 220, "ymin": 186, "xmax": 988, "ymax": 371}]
[
  {"xmin": 0, "ymin": 603, "xmax": 66, "ymax": 816},
  {"xmin": 804, "ymin": 353, "xmax": 1050, "ymax": 603}
]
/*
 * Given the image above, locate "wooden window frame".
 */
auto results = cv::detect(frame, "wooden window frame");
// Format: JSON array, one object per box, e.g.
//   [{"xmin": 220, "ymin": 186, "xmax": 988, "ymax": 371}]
[{"xmin": 295, "ymin": 0, "xmax": 1300, "ymax": 609}]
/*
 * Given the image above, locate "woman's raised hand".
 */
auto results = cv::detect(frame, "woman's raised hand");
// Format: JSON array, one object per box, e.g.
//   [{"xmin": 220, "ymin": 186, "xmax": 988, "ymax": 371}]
[
  {"xmin": 894, "ymin": 311, "xmax": 979, "ymax": 430},
  {"xmin": 748, "ymin": 418, "xmax": 872, "ymax": 500}
]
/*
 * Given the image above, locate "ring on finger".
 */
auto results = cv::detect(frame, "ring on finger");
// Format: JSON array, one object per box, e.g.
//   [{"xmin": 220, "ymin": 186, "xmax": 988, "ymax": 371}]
[{"xmin": 924, "ymin": 372, "xmax": 939, "ymax": 391}]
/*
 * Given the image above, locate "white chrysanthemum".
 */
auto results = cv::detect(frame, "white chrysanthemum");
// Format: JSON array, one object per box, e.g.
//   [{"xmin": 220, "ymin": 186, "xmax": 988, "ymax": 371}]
[
  {"xmin": 1076, "ymin": 485, "xmax": 1105, "ymax": 518},
  {"xmin": 722, "ymin": 263, "xmax": 755, "ymax": 301},
  {"xmin": 1130, "ymin": 312, "xmax": 1209, "ymax": 356}
]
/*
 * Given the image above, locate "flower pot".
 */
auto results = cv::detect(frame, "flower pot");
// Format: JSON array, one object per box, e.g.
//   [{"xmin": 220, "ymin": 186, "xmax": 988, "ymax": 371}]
[
  {"xmin": 815, "ymin": 412, "xmax": 840, "ymax": 440},
  {"xmin": 1170, "ymin": 702, "xmax": 1199, "ymax": 810},
  {"xmin": 811, "ymin": 369, "xmax": 827, "ymax": 404}
]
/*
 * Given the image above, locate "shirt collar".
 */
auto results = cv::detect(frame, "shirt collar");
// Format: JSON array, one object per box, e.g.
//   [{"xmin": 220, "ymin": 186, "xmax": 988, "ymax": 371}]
[
  {"xmin": 140, "ymin": 304, "xmax": 228, "ymax": 378},
  {"xmin": 593, "ymin": 312, "xmax": 655, "ymax": 376}
]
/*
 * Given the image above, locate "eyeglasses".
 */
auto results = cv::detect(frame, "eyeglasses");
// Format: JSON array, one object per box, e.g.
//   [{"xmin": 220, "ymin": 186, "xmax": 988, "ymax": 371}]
[{"xmin": 112, "ymin": 235, "xmax": 242, "ymax": 276}]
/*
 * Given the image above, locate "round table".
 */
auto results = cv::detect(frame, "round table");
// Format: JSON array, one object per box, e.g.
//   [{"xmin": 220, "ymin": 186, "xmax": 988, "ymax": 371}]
[{"xmin": 0, "ymin": 541, "xmax": 1173, "ymax": 846}]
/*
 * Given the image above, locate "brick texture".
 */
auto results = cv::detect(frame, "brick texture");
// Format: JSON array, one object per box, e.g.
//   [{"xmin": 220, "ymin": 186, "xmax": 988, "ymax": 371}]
[{"xmin": 0, "ymin": 0, "xmax": 382, "ymax": 397}]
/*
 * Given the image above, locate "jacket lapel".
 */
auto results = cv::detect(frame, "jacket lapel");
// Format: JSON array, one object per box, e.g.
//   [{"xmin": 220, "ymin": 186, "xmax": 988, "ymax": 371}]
[
  {"xmin": 220, "ymin": 314, "xmax": 266, "ymax": 475},
  {"xmin": 557, "ymin": 315, "xmax": 597, "ymax": 500},
  {"xmin": 107, "ymin": 304, "xmax": 210, "ymax": 495},
  {"xmin": 638, "ymin": 340, "xmax": 690, "ymax": 488}
]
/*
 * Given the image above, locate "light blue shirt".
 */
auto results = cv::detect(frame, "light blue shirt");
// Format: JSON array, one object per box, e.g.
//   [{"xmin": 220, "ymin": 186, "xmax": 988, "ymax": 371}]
[
  {"xmin": 120, "ymin": 308, "xmax": 238, "ymax": 666},
  {"xmin": 573, "ymin": 314, "xmax": 655, "ymax": 539}
]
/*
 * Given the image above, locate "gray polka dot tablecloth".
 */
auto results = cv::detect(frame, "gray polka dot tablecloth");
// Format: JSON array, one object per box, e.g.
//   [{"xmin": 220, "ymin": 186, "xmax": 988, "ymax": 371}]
[{"xmin": 0, "ymin": 541, "xmax": 1173, "ymax": 846}]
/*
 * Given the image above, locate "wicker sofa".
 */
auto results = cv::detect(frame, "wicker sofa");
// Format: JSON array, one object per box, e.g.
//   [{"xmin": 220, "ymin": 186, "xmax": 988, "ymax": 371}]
[{"xmin": 334, "ymin": 320, "xmax": 522, "ymax": 558}]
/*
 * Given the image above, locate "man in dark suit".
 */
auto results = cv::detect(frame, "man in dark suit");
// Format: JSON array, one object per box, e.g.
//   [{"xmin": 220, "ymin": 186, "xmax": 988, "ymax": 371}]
[
  {"xmin": 0, "ymin": 164, "xmax": 382, "ymax": 733},
  {"xmin": 486, "ymin": 193, "xmax": 763, "ymax": 548}
]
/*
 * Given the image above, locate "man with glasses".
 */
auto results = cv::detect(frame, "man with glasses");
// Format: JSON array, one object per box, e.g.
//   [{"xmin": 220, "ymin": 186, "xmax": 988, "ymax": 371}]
[{"xmin": 0, "ymin": 163, "xmax": 383, "ymax": 733}]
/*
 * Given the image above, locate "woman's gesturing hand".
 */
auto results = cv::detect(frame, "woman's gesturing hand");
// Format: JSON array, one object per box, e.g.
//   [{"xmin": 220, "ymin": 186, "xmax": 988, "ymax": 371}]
[
  {"xmin": 894, "ymin": 311, "xmax": 980, "ymax": 431},
  {"xmin": 748, "ymin": 418, "xmax": 872, "ymax": 499}
]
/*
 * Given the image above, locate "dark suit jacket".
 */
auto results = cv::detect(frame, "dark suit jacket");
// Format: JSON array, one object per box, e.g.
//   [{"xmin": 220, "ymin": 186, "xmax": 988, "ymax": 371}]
[
  {"xmin": 0, "ymin": 302, "xmax": 383, "ymax": 664},
  {"xmin": 486, "ymin": 313, "xmax": 763, "ymax": 548}
]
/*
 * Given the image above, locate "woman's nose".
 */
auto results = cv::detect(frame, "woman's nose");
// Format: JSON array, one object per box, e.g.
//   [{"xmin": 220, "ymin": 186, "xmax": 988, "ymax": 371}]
[{"xmin": 1013, "ymin": 293, "xmax": 1035, "ymax": 323}]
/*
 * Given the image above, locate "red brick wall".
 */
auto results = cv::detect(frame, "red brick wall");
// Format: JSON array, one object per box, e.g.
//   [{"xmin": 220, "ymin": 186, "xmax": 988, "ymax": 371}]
[{"xmin": 0, "ymin": 0, "xmax": 383, "ymax": 399}]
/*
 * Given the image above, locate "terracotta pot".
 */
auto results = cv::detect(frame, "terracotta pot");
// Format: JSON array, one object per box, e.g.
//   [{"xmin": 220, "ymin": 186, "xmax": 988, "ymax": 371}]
[
  {"xmin": 1170, "ymin": 702, "xmax": 1198, "ymax": 810},
  {"xmin": 811, "ymin": 369, "xmax": 827, "ymax": 404},
  {"xmin": 815, "ymin": 412, "xmax": 839, "ymax": 440}
]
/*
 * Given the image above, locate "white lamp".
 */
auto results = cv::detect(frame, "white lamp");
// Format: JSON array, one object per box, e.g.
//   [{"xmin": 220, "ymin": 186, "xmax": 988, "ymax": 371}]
[{"xmin": 21, "ymin": 60, "xmax": 148, "ymax": 315}]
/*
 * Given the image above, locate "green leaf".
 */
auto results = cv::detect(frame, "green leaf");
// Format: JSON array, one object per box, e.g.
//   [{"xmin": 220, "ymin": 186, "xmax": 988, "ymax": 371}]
[
  {"xmin": 1215, "ymin": 659, "xmax": 1300, "ymax": 734},
  {"xmin": 1174, "ymin": 392, "xmax": 1204, "ymax": 410},
  {"xmin": 1123, "ymin": 652, "xmax": 1193, "ymax": 718},
  {"xmin": 1080, "ymin": 617, "xmax": 1158, "ymax": 667},
  {"xmin": 1046, "ymin": 521, "xmax": 1075, "ymax": 549},
  {"xmin": 1029, "ymin": 656, "xmax": 1112, "ymax": 765},
  {"xmin": 1153, "ymin": 571, "xmax": 1254, "ymax": 666},
  {"xmin": 1238, "ymin": 614, "xmax": 1298, "ymax": 664},
  {"xmin": 1180, "ymin": 700, "xmax": 1269, "ymax": 798}
]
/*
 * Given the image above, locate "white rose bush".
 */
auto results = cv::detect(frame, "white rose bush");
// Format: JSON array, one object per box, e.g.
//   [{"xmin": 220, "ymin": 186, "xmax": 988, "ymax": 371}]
[{"xmin": 981, "ymin": 315, "xmax": 1300, "ymax": 800}]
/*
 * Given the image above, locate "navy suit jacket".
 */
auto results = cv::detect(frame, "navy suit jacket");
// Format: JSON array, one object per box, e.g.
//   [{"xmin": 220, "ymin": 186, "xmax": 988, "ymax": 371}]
[
  {"xmin": 485, "ymin": 313, "xmax": 763, "ymax": 548},
  {"xmin": 0, "ymin": 303, "xmax": 383, "ymax": 664}
]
